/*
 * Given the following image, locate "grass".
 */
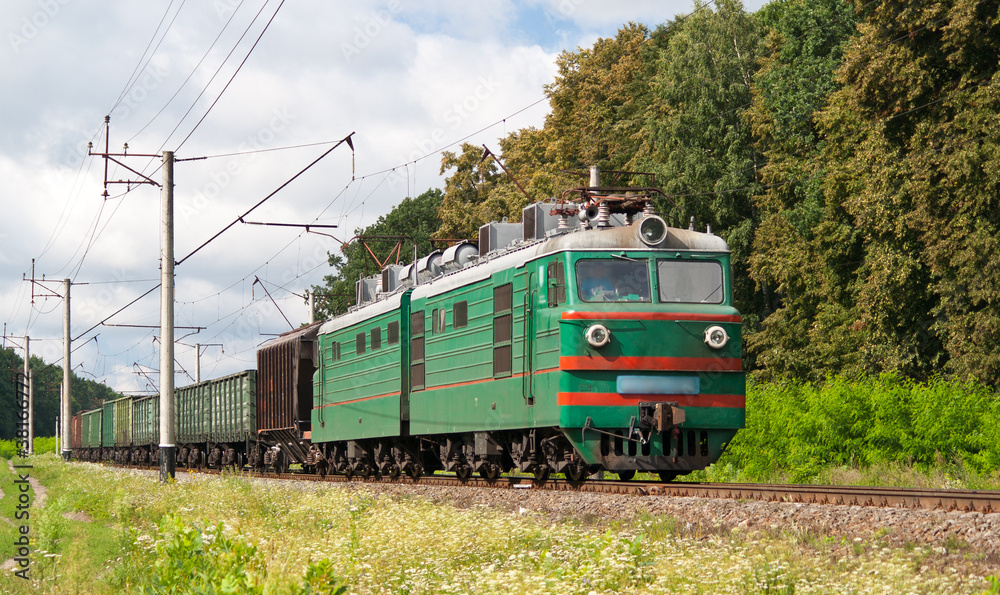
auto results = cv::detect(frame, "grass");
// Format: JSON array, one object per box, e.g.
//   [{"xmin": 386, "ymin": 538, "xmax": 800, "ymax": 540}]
[{"xmin": 0, "ymin": 455, "xmax": 995, "ymax": 594}]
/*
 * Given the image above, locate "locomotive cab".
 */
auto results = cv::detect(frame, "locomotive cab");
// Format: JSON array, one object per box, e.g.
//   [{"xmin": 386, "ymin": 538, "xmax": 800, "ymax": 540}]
[{"xmin": 549, "ymin": 236, "xmax": 745, "ymax": 481}]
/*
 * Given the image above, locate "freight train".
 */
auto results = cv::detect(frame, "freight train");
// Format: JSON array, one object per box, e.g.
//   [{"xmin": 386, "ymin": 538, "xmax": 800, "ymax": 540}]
[{"xmin": 72, "ymin": 179, "xmax": 745, "ymax": 483}]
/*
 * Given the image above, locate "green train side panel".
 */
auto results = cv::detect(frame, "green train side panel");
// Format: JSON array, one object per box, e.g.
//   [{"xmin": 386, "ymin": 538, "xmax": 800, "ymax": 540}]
[
  {"xmin": 209, "ymin": 370, "xmax": 257, "ymax": 443},
  {"xmin": 82, "ymin": 409, "xmax": 103, "ymax": 449},
  {"xmin": 113, "ymin": 396, "xmax": 133, "ymax": 448},
  {"xmin": 131, "ymin": 395, "xmax": 160, "ymax": 447},
  {"xmin": 409, "ymin": 265, "xmax": 564, "ymax": 434},
  {"xmin": 177, "ymin": 370, "xmax": 256, "ymax": 444},
  {"xmin": 102, "ymin": 401, "xmax": 115, "ymax": 447},
  {"xmin": 312, "ymin": 306, "xmax": 406, "ymax": 442},
  {"xmin": 177, "ymin": 381, "xmax": 209, "ymax": 444}
]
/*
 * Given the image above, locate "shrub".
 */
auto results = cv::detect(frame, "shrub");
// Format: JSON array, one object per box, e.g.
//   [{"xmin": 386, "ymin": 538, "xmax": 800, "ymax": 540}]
[
  {"xmin": 138, "ymin": 515, "xmax": 268, "ymax": 595},
  {"xmin": 723, "ymin": 374, "xmax": 1000, "ymax": 481}
]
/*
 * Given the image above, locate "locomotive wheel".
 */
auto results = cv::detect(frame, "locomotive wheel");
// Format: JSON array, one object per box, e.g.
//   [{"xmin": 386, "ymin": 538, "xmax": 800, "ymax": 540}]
[
  {"xmin": 533, "ymin": 465, "xmax": 551, "ymax": 484},
  {"xmin": 618, "ymin": 470, "xmax": 636, "ymax": 481},
  {"xmin": 565, "ymin": 462, "xmax": 588, "ymax": 483},
  {"xmin": 455, "ymin": 464, "xmax": 473, "ymax": 482},
  {"xmin": 658, "ymin": 471, "xmax": 677, "ymax": 483},
  {"xmin": 405, "ymin": 463, "xmax": 423, "ymax": 480},
  {"xmin": 479, "ymin": 463, "xmax": 501, "ymax": 482},
  {"xmin": 384, "ymin": 463, "xmax": 400, "ymax": 480}
]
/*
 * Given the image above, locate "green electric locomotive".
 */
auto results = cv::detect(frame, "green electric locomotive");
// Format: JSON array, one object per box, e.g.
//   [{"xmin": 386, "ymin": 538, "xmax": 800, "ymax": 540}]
[{"xmin": 310, "ymin": 180, "xmax": 745, "ymax": 482}]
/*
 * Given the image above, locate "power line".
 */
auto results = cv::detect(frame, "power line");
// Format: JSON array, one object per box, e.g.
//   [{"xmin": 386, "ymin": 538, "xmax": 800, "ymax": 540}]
[
  {"xmin": 128, "ymin": 0, "xmax": 248, "ymax": 143},
  {"xmin": 173, "ymin": 0, "xmax": 286, "ymax": 152},
  {"xmin": 175, "ymin": 132, "xmax": 354, "ymax": 266},
  {"xmin": 108, "ymin": 0, "xmax": 184, "ymax": 114}
]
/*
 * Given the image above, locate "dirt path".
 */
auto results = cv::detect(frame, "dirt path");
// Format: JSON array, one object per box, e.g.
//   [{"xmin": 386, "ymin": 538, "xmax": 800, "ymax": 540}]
[
  {"xmin": 6, "ymin": 460, "xmax": 47, "ymax": 509},
  {"xmin": 1, "ymin": 459, "xmax": 49, "ymax": 573}
]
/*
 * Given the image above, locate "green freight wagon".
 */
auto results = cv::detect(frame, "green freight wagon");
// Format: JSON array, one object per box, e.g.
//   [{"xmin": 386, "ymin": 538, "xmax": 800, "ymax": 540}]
[
  {"xmin": 81, "ymin": 408, "xmax": 103, "ymax": 454},
  {"xmin": 101, "ymin": 400, "xmax": 116, "ymax": 462},
  {"xmin": 176, "ymin": 370, "xmax": 256, "ymax": 469},
  {"xmin": 113, "ymin": 396, "xmax": 133, "ymax": 458},
  {"xmin": 131, "ymin": 395, "xmax": 160, "ymax": 465}
]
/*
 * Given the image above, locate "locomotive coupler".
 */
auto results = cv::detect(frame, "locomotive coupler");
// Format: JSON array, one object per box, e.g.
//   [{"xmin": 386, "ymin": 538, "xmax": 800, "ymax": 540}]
[{"xmin": 637, "ymin": 401, "xmax": 685, "ymax": 433}]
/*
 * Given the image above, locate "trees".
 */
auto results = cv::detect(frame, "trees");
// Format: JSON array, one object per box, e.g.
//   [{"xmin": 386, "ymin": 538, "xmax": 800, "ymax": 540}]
[
  {"xmin": 639, "ymin": 0, "xmax": 766, "ymax": 333},
  {"xmin": 0, "ymin": 347, "xmax": 119, "ymax": 440},
  {"xmin": 745, "ymin": 0, "xmax": 860, "ymax": 380},
  {"xmin": 316, "ymin": 0, "xmax": 1000, "ymax": 386}
]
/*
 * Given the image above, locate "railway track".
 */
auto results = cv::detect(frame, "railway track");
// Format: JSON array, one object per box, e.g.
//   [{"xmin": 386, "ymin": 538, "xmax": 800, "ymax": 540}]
[{"xmin": 146, "ymin": 464, "xmax": 1000, "ymax": 514}]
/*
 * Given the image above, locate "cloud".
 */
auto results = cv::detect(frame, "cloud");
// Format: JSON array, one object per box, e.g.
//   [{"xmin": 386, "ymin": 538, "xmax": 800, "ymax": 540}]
[{"xmin": 0, "ymin": 0, "xmax": 733, "ymax": 391}]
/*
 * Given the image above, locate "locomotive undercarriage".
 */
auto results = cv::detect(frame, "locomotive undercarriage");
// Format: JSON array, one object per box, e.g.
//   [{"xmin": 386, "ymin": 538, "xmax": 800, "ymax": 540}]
[
  {"xmin": 176, "ymin": 441, "xmax": 250, "ymax": 471},
  {"xmin": 302, "ymin": 428, "xmax": 597, "ymax": 483}
]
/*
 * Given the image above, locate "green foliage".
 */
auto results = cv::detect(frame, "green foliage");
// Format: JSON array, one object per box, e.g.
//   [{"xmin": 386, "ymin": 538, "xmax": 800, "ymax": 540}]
[
  {"xmin": 137, "ymin": 515, "xmax": 267, "ymax": 595},
  {"xmin": 0, "ymin": 440, "xmax": 18, "ymax": 459},
  {"xmin": 293, "ymin": 559, "xmax": 348, "ymax": 595},
  {"xmin": 749, "ymin": 0, "xmax": 1000, "ymax": 385},
  {"xmin": 0, "ymin": 438, "xmax": 55, "ymax": 458},
  {"xmin": 980, "ymin": 575, "xmax": 1000, "ymax": 595},
  {"xmin": 723, "ymin": 375, "xmax": 1000, "ymax": 482},
  {"xmin": 32, "ymin": 436, "xmax": 56, "ymax": 455},
  {"xmin": 436, "ymin": 144, "xmax": 505, "ymax": 240}
]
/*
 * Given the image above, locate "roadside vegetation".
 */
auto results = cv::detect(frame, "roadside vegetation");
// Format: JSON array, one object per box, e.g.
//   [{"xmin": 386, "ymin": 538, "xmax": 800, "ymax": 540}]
[
  {"xmin": 692, "ymin": 375, "xmax": 1000, "ymax": 490},
  {"xmin": 0, "ymin": 455, "xmax": 996, "ymax": 594}
]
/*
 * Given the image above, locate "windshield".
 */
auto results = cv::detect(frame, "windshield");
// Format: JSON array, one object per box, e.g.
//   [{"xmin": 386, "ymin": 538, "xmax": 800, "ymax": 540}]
[
  {"xmin": 576, "ymin": 259, "xmax": 651, "ymax": 303},
  {"xmin": 657, "ymin": 260, "xmax": 724, "ymax": 303}
]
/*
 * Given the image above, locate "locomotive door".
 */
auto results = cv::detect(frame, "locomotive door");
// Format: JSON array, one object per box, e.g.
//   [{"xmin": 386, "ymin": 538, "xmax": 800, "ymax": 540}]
[{"xmin": 522, "ymin": 270, "xmax": 539, "ymax": 406}]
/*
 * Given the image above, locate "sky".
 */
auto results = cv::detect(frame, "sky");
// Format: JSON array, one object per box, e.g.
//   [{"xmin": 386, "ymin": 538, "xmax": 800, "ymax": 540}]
[{"xmin": 0, "ymin": 0, "xmax": 768, "ymax": 395}]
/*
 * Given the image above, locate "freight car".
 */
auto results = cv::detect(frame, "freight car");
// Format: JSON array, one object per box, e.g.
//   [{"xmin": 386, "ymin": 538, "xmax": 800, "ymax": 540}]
[{"xmin": 175, "ymin": 370, "xmax": 257, "ymax": 470}]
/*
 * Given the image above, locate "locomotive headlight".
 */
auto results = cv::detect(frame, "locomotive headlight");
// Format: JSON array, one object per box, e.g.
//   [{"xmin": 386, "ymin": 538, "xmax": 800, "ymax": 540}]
[
  {"xmin": 585, "ymin": 324, "xmax": 611, "ymax": 348},
  {"xmin": 637, "ymin": 215, "xmax": 668, "ymax": 246},
  {"xmin": 704, "ymin": 325, "xmax": 729, "ymax": 349}
]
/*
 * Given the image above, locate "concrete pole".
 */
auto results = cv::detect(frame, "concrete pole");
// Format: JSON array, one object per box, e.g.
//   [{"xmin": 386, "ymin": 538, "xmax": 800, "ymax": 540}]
[
  {"xmin": 195, "ymin": 343, "xmax": 200, "ymax": 383},
  {"xmin": 24, "ymin": 336, "xmax": 31, "ymax": 455},
  {"xmin": 55, "ymin": 415, "xmax": 59, "ymax": 456},
  {"xmin": 62, "ymin": 279, "xmax": 71, "ymax": 460},
  {"xmin": 160, "ymin": 150, "xmax": 176, "ymax": 481},
  {"xmin": 308, "ymin": 291, "xmax": 315, "ymax": 324}
]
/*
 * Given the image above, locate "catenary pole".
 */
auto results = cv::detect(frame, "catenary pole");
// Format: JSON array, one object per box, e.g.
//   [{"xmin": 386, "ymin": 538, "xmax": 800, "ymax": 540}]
[
  {"xmin": 62, "ymin": 279, "xmax": 71, "ymax": 460},
  {"xmin": 160, "ymin": 151, "xmax": 176, "ymax": 481},
  {"xmin": 24, "ymin": 336, "xmax": 31, "ymax": 454},
  {"xmin": 28, "ymin": 371, "xmax": 33, "ymax": 455}
]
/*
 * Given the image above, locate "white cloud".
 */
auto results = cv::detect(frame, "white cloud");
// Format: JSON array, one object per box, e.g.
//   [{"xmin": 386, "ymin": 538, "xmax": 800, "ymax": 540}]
[{"xmin": 0, "ymin": 0, "xmax": 733, "ymax": 391}]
